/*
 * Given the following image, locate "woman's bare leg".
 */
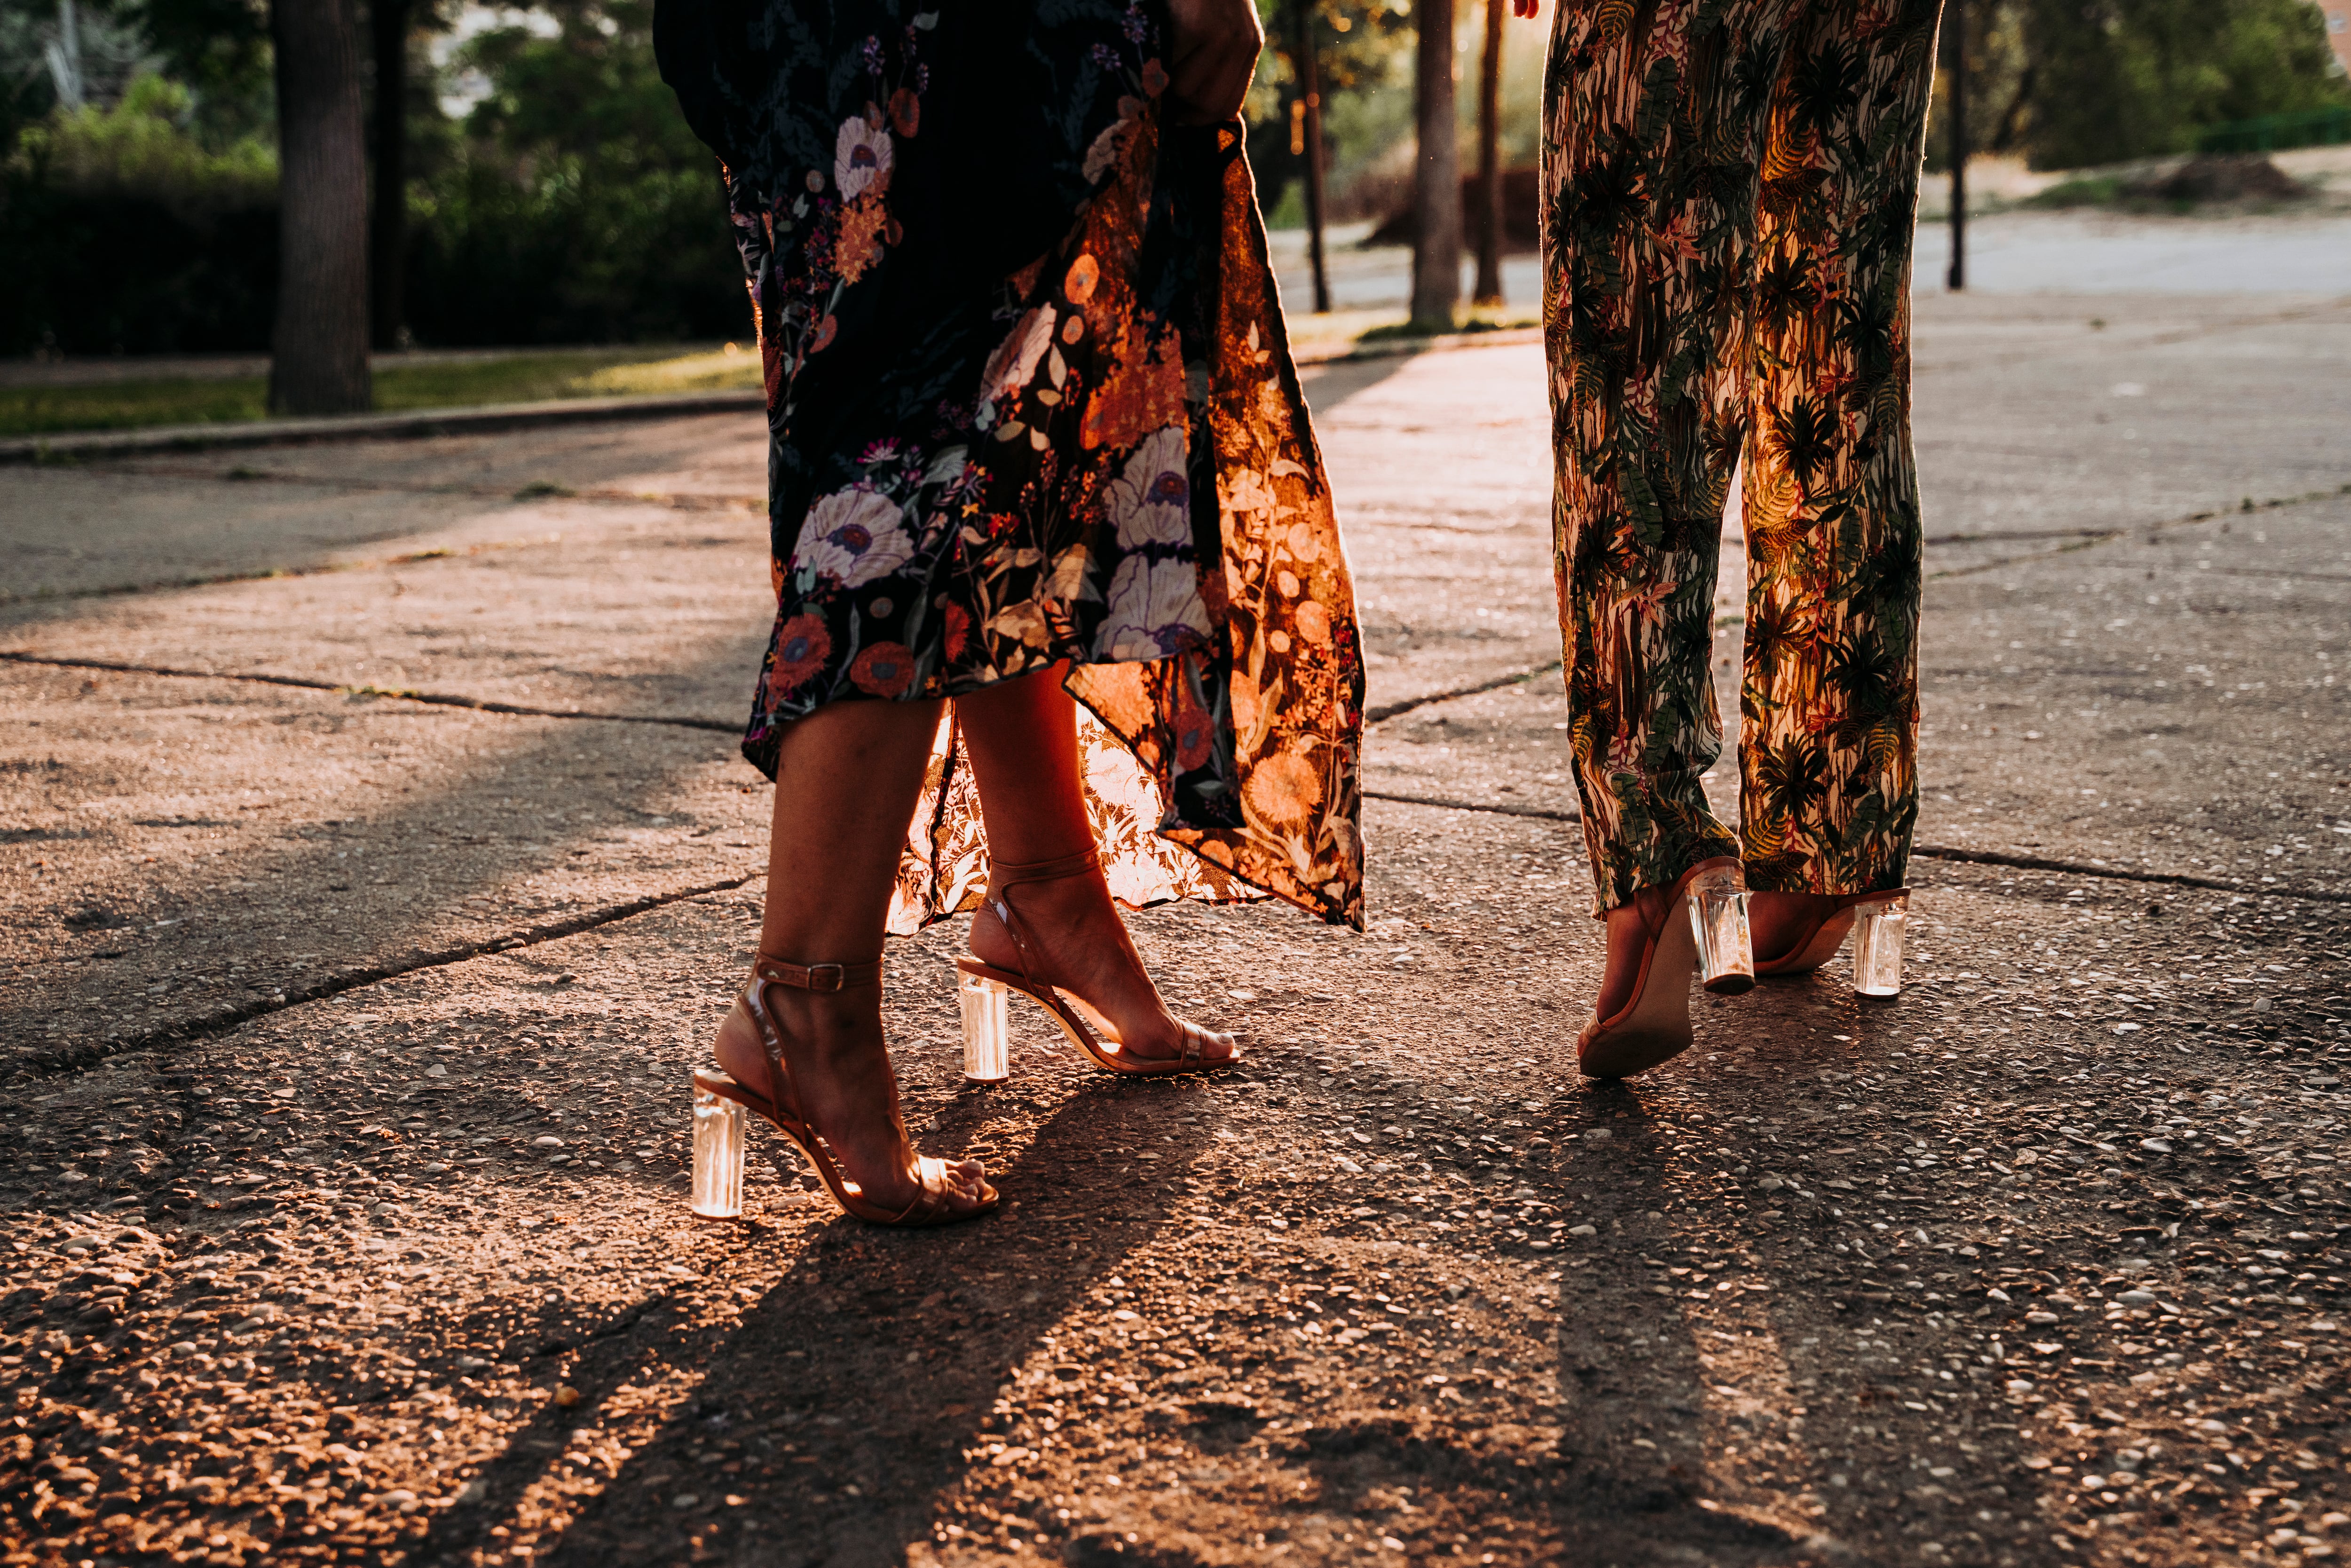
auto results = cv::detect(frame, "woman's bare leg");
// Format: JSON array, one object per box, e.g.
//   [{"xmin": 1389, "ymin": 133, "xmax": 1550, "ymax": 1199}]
[
  {"xmin": 711, "ymin": 697, "xmax": 989, "ymax": 1213},
  {"xmin": 955, "ymin": 663, "xmax": 1222, "ymax": 1064}
]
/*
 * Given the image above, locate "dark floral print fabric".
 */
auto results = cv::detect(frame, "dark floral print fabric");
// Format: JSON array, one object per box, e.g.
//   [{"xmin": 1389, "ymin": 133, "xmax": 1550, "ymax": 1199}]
[
  {"xmin": 656, "ymin": 0, "xmax": 1365, "ymax": 930},
  {"xmin": 1538, "ymin": 0, "xmax": 1936, "ymax": 914}
]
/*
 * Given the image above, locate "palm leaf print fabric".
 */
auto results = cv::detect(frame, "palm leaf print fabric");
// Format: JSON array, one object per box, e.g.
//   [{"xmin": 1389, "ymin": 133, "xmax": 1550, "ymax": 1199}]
[
  {"xmin": 656, "ymin": 0, "xmax": 1365, "ymax": 931},
  {"xmin": 1538, "ymin": 0, "xmax": 1936, "ymax": 914}
]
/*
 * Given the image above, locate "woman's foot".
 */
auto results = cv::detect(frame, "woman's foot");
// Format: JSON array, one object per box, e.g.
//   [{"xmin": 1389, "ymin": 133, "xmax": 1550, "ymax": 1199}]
[
  {"xmin": 1748, "ymin": 891, "xmax": 1846, "ymax": 969},
  {"xmin": 968, "ymin": 860, "xmax": 1233, "ymax": 1067},
  {"xmin": 710, "ymin": 973, "xmax": 991, "ymax": 1218},
  {"xmin": 1592, "ymin": 882, "xmax": 1679, "ymax": 1021}
]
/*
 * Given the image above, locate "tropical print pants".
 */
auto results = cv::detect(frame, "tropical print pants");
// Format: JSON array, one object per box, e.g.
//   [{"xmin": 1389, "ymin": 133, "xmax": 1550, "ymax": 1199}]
[{"xmin": 1540, "ymin": 0, "xmax": 1937, "ymax": 915}]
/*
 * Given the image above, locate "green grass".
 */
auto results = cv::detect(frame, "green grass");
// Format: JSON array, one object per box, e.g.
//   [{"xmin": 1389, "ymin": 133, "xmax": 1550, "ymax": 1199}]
[
  {"xmin": 2025, "ymin": 175, "xmax": 2127, "ymax": 209},
  {"xmin": 1356, "ymin": 311, "xmax": 1538, "ymax": 344},
  {"xmin": 0, "ymin": 345, "xmax": 764, "ymax": 438}
]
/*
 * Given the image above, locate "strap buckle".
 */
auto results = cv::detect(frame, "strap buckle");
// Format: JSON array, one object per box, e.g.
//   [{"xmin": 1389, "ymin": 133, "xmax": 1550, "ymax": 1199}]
[{"xmin": 802, "ymin": 962, "xmax": 846, "ymax": 992}]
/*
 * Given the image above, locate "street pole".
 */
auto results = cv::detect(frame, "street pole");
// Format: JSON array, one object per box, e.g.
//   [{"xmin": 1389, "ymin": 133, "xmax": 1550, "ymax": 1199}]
[
  {"xmin": 1410, "ymin": 0, "xmax": 1461, "ymax": 331},
  {"xmin": 1473, "ymin": 0, "xmax": 1504, "ymax": 306},
  {"xmin": 1294, "ymin": 0, "xmax": 1332, "ymax": 315},
  {"xmin": 371, "ymin": 0, "xmax": 412, "ymax": 350},
  {"xmin": 1947, "ymin": 0, "xmax": 1966, "ymax": 292}
]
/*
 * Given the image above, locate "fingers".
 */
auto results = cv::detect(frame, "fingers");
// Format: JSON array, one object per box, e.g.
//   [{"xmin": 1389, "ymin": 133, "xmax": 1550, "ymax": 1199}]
[{"xmin": 1513, "ymin": 0, "xmax": 1540, "ymax": 16}]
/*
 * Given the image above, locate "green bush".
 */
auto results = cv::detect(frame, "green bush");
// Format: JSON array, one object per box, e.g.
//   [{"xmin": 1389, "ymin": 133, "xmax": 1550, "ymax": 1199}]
[
  {"xmin": 1933, "ymin": 0, "xmax": 2351, "ymax": 173},
  {"xmin": 23, "ymin": 73, "xmax": 276, "ymax": 213},
  {"xmin": 0, "ymin": 74, "xmax": 280, "ymax": 354},
  {"xmin": 0, "ymin": 1, "xmax": 744, "ymax": 355}
]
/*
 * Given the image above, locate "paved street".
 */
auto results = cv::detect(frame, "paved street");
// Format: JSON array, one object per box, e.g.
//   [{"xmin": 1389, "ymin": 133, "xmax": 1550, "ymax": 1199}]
[
  {"xmin": 3, "ymin": 288, "xmax": 2348, "ymax": 1568},
  {"xmin": 1270, "ymin": 197, "xmax": 2351, "ymax": 311}
]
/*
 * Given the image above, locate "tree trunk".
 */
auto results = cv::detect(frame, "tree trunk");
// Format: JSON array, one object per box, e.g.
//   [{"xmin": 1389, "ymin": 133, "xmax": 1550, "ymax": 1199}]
[
  {"xmin": 1410, "ymin": 0, "xmax": 1461, "ymax": 331},
  {"xmin": 1945, "ymin": 0, "xmax": 1967, "ymax": 292},
  {"xmin": 1293, "ymin": 0, "xmax": 1332, "ymax": 315},
  {"xmin": 370, "ymin": 0, "xmax": 410, "ymax": 351},
  {"xmin": 1472, "ymin": 0, "xmax": 1504, "ymax": 306},
  {"xmin": 269, "ymin": 0, "xmax": 372, "ymax": 416}
]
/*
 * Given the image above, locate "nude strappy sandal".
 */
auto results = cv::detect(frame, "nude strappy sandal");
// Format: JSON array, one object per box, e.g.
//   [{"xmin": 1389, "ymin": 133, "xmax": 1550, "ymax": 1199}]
[
  {"xmin": 953, "ymin": 849, "xmax": 1237, "ymax": 1080},
  {"xmin": 689, "ymin": 956, "xmax": 997, "ymax": 1226}
]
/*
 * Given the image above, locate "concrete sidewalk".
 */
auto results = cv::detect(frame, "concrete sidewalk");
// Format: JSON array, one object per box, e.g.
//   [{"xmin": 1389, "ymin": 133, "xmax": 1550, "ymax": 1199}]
[{"xmin": 1, "ymin": 290, "xmax": 2347, "ymax": 1568}]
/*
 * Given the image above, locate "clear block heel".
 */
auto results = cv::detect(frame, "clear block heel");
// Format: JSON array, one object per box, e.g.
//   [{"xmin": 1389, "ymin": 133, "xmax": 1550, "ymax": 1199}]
[
  {"xmin": 959, "ymin": 971, "xmax": 1010, "ymax": 1083},
  {"xmin": 1851, "ymin": 893, "xmax": 1909, "ymax": 998},
  {"xmin": 690, "ymin": 1082, "xmax": 746, "ymax": 1220},
  {"xmin": 956, "ymin": 848, "xmax": 1236, "ymax": 1077},
  {"xmin": 1685, "ymin": 864, "xmax": 1755, "ymax": 996}
]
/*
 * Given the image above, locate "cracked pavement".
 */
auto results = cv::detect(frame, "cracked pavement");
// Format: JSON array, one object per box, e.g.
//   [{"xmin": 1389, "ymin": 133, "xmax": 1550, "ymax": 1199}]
[{"xmin": 2, "ymin": 289, "xmax": 2349, "ymax": 1568}]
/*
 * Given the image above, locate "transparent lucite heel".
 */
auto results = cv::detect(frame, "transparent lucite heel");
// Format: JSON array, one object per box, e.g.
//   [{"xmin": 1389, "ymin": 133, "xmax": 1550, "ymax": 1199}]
[
  {"xmin": 1851, "ymin": 894, "xmax": 1909, "ymax": 998},
  {"xmin": 690, "ymin": 1084, "xmax": 746, "ymax": 1219},
  {"xmin": 959, "ymin": 972, "xmax": 1010, "ymax": 1083},
  {"xmin": 1686, "ymin": 865, "xmax": 1755, "ymax": 995}
]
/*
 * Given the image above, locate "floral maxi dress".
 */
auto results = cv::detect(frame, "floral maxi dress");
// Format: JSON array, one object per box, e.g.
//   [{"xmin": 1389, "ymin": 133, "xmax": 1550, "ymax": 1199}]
[{"xmin": 655, "ymin": 0, "xmax": 1365, "ymax": 931}]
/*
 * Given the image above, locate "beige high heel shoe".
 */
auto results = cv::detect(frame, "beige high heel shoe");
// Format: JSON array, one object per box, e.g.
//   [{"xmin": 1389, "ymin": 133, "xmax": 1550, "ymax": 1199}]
[
  {"xmin": 1576, "ymin": 857, "xmax": 1754, "ymax": 1080},
  {"xmin": 689, "ymin": 956, "xmax": 997, "ymax": 1226},
  {"xmin": 953, "ymin": 849, "xmax": 1236, "ymax": 1079},
  {"xmin": 1752, "ymin": 889, "xmax": 1911, "ymax": 996}
]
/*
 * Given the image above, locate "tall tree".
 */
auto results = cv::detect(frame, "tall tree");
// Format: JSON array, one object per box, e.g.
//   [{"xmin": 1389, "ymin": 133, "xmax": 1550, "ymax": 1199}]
[
  {"xmin": 1471, "ymin": 0, "xmax": 1504, "ymax": 306},
  {"xmin": 1409, "ymin": 0, "xmax": 1460, "ymax": 329},
  {"xmin": 369, "ymin": 0, "xmax": 410, "ymax": 349},
  {"xmin": 1290, "ymin": 0, "xmax": 1332, "ymax": 314},
  {"xmin": 268, "ymin": 0, "xmax": 371, "ymax": 413}
]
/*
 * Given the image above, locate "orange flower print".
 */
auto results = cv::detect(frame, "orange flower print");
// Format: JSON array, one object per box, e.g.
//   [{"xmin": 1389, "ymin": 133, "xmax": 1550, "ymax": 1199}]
[
  {"xmin": 771, "ymin": 614, "xmax": 833, "ymax": 694},
  {"xmin": 1173, "ymin": 679, "xmax": 1215, "ymax": 771},
  {"xmin": 849, "ymin": 641, "xmax": 918, "ymax": 697},
  {"xmin": 1242, "ymin": 751, "xmax": 1323, "ymax": 833},
  {"xmin": 835, "ymin": 193, "xmax": 888, "ymax": 284},
  {"xmin": 702, "ymin": 14, "xmax": 1364, "ymax": 930}
]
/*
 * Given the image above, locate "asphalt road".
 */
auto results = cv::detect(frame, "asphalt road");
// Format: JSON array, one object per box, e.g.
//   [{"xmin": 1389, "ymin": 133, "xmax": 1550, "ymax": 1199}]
[{"xmin": 2, "ymin": 289, "xmax": 2348, "ymax": 1568}]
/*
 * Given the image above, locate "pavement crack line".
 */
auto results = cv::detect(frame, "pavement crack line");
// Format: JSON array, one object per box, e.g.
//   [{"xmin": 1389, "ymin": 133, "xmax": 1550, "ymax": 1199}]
[
  {"xmin": 1909, "ymin": 294, "xmax": 2351, "ymax": 378},
  {"xmin": 0, "ymin": 531, "xmax": 710, "ymax": 610},
  {"xmin": 1362, "ymin": 789, "xmax": 2350, "ymax": 904},
  {"xmin": 12, "ymin": 871, "xmax": 762, "ymax": 1085},
  {"xmin": 1927, "ymin": 481, "xmax": 2351, "ymax": 581},
  {"xmin": 0, "ymin": 650, "xmax": 740, "ymax": 733},
  {"xmin": 1364, "ymin": 660, "xmax": 1563, "ymax": 724},
  {"xmin": 1364, "ymin": 788, "xmax": 1579, "ymax": 823},
  {"xmin": 126, "ymin": 459, "xmax": 765, "ymax": 516}
]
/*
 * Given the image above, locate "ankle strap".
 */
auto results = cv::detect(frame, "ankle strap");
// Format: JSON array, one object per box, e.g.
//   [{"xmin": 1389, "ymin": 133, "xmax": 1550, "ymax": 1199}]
[
  {"xmin": 750, "ymin": 956, "xmax": 882, "ymax": 993},
  {"xmin": 988, "ymin": 849, "xmax": 1100, "ymax": 887}
]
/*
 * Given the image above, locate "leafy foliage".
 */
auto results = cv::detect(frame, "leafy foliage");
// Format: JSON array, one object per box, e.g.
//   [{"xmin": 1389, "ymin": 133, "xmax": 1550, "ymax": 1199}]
[
  {"xmin": 403, "ymin": 0, "xmax": 739, "ymax": 343},
  {"xmin": 0, "ymin": 0, "xmax": 741, "ymax": 352},
  {"xmin": 1929, "ymin": 0, "xmax": 2351, "ymax": 171}
]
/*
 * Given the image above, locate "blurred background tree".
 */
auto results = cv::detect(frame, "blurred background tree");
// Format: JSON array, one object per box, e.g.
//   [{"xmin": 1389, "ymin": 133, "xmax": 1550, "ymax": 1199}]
[
  {"xmin": 1927, "ymin": 0, "xmax": 2350, "ymax": 171},
  {"xmin": 0, "ymin": 0, "xmax": 2344, "ymax": 358}
]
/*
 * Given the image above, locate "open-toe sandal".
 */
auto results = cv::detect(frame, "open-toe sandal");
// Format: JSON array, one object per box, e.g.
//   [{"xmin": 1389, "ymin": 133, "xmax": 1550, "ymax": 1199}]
[
  {"xmin": 953, "ymin": 849, "xmax": 1236, "ymax": 1081},
  {"xmin": 688, "ymin": 956, "xmax": 997, "ymax": 1226}
]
